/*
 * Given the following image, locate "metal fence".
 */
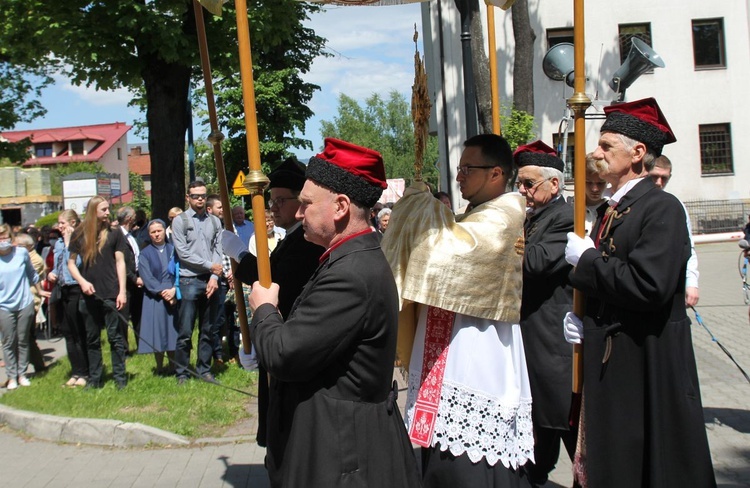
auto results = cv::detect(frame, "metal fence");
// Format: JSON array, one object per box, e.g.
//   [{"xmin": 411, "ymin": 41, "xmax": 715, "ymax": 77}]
[{"xmin": 684, "ymin": 199, "xmax": 750, "ymax": 235}]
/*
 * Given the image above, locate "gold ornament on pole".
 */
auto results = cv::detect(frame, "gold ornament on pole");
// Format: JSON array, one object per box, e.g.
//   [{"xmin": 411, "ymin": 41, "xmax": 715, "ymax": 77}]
[{"xmin": 411, "ymin": 26, "xmax": 430, "ymax": 182}]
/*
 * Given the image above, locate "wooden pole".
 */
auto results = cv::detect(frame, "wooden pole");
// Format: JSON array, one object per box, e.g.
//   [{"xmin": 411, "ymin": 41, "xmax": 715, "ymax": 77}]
[
  {"xmin": 193, "ymin": 0, "xmax": 256, "ymax": 354},
  {"xmin": 569, "ymin": 0, "xmax": 591, "ymax": 396},
  {"xmin": 234, "ymin": 0, "xmax": 272, "ymax": 292},
  {"xmin": 486, "ymin": 4, "xmax": 501, "ymax": 136}
]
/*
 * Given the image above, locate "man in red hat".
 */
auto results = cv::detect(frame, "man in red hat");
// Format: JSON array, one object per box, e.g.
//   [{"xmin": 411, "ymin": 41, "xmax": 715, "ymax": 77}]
[
  {"xmin": 247, "ymin": 139, "xmax": 420, "ymax": 488},
  {"xmin": 514, "ymin": 141, "xmax": 576, "ymax": 486},
  {"xmin": 564, "ymin": 98, "xmax": 715, "ymax": 487}
]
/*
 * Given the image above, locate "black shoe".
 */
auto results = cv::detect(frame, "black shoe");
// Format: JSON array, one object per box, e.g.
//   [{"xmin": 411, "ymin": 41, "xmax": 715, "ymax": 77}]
[
  {"xmin": 84, "ymin": 382, "xmax": 102, "ymax": 390},
  {"xmin": 201, "ymin": 372, "xmax": 216, "ymax": 383},
  {"xmin": 177, "ymin": 377, "xmax": 188, "ymax": 385}
]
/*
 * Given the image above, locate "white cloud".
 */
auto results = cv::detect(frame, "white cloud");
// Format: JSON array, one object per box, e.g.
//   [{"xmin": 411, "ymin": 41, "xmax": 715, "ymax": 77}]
[{"xmin": 53, "ymin": 74, "xmax": 134, "ymax": 107}]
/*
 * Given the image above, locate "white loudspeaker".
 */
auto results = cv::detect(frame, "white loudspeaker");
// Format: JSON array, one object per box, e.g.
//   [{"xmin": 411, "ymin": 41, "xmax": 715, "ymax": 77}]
[
  {"xmin": 609, "ymin": 37, "xmax": 665, "ymax": 93},
  {"xmin": 542, "ymin": 42, "xmax": 576, "ymax": 87}
]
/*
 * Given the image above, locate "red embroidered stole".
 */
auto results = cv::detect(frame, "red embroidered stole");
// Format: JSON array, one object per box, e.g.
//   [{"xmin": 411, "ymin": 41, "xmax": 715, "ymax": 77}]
[{"xmin": 409, "ymin": 306, "xmax": 455, "ymax": 447}]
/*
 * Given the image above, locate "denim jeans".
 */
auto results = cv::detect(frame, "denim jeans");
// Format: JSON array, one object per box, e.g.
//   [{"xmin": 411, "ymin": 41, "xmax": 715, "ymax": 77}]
[
  {"xmin": 175, "ymin": 276, "xmax": 218, "ymax": 378},
  {"xmin": 0, "ymin": 303, "xmax": 35, "ymax": 380},
  {"xmin": 80, "ymin": 295, "xmax": 127, "ymax": 387}
]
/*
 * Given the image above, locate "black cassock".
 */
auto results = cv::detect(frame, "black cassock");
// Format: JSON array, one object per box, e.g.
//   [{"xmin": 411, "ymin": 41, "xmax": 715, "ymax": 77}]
[
  {"xmin": 570, "ymin": 178, "xmax": 715, "ymax": 487},
  {"xmin": 251, "ymin": 231, "xmax": 421, "ymax": 488},
  {"xmin": 235, "ymin": 223, "xmax": 324, "ymax": 447}
]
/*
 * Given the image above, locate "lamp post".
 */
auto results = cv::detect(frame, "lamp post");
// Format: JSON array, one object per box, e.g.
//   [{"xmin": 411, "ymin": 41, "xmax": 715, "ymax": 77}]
[{"xmin": 459, "ymin": 0, "xmax": 478, "ymax": 138}]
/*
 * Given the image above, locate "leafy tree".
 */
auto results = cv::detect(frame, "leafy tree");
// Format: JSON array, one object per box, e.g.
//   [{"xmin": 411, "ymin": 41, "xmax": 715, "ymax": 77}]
[
  {"xmin": 0, "ymin": 0, "xmax": 325, "ymax": 220},
  {"xmin": 499, "ymin": 106, "xmax": 536, "ymax": 151},
  {"xmin": 50, "ymin": 162, "xmax": 105, "ymax": 196},
  {"xmin": 320, "ymin": 91, "xmax": 440, "ymax": 189},
  {"xmin": 0, "ymin": 62, "xmax": 51, "ymax": 162},
  {"xmin": 129, "ymin": 171, "xmax": 151, "ymax": 213}
]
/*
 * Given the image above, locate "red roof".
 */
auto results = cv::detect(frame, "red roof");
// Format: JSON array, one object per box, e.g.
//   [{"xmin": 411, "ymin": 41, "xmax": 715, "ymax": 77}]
[
  {"xmin": 128, "ymin": 146, "xmax": 151, "ymax": 176},
  {"xmin": 1, "ymin": 122, "xmax": 131, "ymax": 167}
]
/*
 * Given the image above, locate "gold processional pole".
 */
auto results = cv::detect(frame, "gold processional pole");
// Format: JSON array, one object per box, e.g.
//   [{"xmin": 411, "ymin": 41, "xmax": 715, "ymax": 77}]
[
  {"xmin": 570, "ymin": 0, "xmax": 591, "ymax": 406},
  {"xmin": 193, "ymin": 0, "xmax": 252, "ymax": 354},
  {"xmin": 486, "ymin": 3, "xmax": 500, "ymax": 135},
  {"xmin": 485, "ymin": 1, "xmax": 516, "ymax": 136}
]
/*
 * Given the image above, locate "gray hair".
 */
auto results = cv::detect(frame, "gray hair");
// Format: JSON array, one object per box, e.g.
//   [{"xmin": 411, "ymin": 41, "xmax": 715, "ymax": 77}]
[
  {"xmin": 616, "ymin": 133, "xmax": 657, "ymax": 168},
  {"xmin": 538, "ymin": 167, "xmax": 565, "ymax": 192},
  {"xmin": 377, "ymin": 208, "xmax": 392, "ymax": 221},
  {"xmin": 13, "ymin": 233, "xmax": 35, "ymax": 248},
  {"xmin": 116, "ymin": 206, "xmax": 135, "ymax": 224}
]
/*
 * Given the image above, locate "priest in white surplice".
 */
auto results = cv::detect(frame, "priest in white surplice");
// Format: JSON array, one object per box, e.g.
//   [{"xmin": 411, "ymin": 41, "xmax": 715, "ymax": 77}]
[{"xmin": 382, "ymin": 134, "xmax": 534, "ymax": 488}]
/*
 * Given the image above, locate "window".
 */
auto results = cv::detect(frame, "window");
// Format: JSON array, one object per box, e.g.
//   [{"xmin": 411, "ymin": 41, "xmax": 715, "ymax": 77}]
[
  {"xmin": 699, "ymin": 123, "xmax": 733, "ymax": 175},
  {"xmin": 552, "ymin": 132, "xmax": 575, "ymax": 182},
  {"xmin": 34, "ymin": 143, "xmax": 53, "ymax": 158},
  {"xmin": 70, "ymin": 140, "xmax": 84, "ymax": 155},
  {"xmin": 547, "ymin": 28, "xmax": 574, "ymax": 49},
  {"xmin": 117, "ymin": 147, "xmax": 122, "ymax": 160},
  {"xmin": 692, "ymin": 18, "xmax": 726, "ymax": 69},
  {"xmin": 618, "ymin": 23, "xmax": 653, "ymax": 65}
]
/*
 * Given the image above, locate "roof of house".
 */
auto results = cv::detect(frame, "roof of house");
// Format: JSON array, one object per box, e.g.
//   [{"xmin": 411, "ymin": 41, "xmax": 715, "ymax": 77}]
[
  {"xmin": 128, "ymin": 145, "xmax": 151, "ymax": 176},
  {"xmin": 1, "ymin": 122, "xmax": 131, "ymax": 167}
]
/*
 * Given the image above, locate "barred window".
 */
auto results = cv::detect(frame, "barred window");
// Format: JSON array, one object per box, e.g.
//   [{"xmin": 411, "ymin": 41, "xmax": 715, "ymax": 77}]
[
  {"xmin": 699, "ymin": 124, "xmax": 733, "ymax": 175},
  {"xmin": 618, "ymin": 23, "xmax": 653, "ymax": 69},
  {"xmin": 692, "ymin": 18, "xmax": 726, "ymax": 69},
  {"xmin": 547, "ymin": 28, "xmax": 574, "ymax": 49}
]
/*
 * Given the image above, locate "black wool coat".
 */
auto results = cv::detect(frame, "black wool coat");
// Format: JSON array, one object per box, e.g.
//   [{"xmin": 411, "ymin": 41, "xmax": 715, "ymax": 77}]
[
  {"xmin": 251, "ymin": 231, "xmax": 421, "ymax": 488},
  {"xmin": 234, "ymin": 223, "xmax": 324, "ymax": 448},
  {"xmin": 570, "ymin": 178, "xmax": 715, "ymax": 487},
  {"xmin": 521, "ymin": 197, "xmax": 574, "ymax": 430}
]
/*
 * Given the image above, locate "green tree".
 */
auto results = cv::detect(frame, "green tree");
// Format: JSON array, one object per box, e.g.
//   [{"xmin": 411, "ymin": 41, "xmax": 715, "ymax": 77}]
[
  {"xmin": 0, "ymin": 63, "xmax": 51, "ymax": 162},
  {"xmin": 129, "ymin": 171, "xmax": 151, "ymax": 213},
  {"xmin": 50, "ymin": 162, "xmax": 105, "ymax": 196},
  {"xmin": 320, "ymin": 91, "xmax": 440, "ymax": 189},
  {"xmin": 0, "ymin": 0, "xmax": 325, "ymax": 220},
  {"xmin": 499, "ymin": 106, "xmax": 536, "ymax": 151}
]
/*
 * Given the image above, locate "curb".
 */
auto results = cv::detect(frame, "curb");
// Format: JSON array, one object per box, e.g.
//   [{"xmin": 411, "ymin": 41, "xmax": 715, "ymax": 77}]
[{"xmin": 0, "ymin": 404, "xmax": 190, "ymax": 447}]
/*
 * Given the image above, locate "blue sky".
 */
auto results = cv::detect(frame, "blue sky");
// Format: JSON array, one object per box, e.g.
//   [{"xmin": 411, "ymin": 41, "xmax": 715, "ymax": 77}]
[{"xmin": 12, "ymin": 3, "xmax": 424, "ymax": 161}]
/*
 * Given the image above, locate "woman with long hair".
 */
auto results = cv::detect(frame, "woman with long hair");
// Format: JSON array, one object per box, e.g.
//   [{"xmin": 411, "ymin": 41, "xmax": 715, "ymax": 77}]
[
  {"xmin": 48, "ymin": 209, "xmax": 90, "ymax": 387},
  {"xmin": 137, "ymin": 219, "xmax": 179, "ymax": 374},
  {"xmin": 67, "ymin": 196, "xmax": 129, "ymax": 389}
]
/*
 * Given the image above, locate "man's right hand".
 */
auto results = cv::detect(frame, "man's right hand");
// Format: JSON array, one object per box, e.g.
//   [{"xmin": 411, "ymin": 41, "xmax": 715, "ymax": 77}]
[{"xmin": 221, "ymin": 230, "xmax": 246, "ymax": 261}]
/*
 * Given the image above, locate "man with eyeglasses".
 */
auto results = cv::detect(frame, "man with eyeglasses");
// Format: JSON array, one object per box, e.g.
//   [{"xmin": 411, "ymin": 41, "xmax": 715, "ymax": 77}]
[
  {"xmin": 513, "ymin": 141, "xmax": 576, "ymax": 487},
  {"xmin": 171, "ymin": 180, "xmax": 224, "ymax": 385},
  {"xmin": 383, "ymin": 133, "xmax": 533, "ymax": 487},
  {"xmin": 221, "ymin": 157, "xmax": 324, "ymax": 447}
]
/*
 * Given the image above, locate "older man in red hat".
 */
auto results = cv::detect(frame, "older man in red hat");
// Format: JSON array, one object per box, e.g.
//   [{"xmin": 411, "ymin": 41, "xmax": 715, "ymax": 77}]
[
  {"xmin": 564, "ymin": 98, "xmax": 716, "ymax": 487},
  {"xmin": 514, "ymin": 141, "xmax": 576, "ymax": 487},
  {"xmin": 248, "ymin": 138, "xmax": 420, "ymax": 488}
]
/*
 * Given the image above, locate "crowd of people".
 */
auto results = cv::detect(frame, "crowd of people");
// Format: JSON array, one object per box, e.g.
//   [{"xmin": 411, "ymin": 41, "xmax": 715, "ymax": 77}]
[{"xmin": 0, "ymin": 96, "xmax": 718, "ymax": 487}]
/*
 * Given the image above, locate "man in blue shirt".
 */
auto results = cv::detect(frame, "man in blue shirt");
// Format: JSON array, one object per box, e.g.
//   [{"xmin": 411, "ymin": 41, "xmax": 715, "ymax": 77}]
[
  {"xmin": 231, "ymin": 205, "xmax": 254, "ymax": 248},
  {"xmin": 171, "ymin": 181, "xmax": 224, "ymax": 384}
]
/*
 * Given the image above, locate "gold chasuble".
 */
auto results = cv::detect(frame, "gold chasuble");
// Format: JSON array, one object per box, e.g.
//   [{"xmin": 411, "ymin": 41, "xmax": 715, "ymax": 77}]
[{"xmin": 381, "ymin": 182, "xmax": 526, "ymax": 370}]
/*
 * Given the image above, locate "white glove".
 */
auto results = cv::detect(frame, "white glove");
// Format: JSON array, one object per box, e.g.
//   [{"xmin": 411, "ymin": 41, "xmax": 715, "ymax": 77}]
[
  {"xmin": 221, "ymin": 230, "xmax": 246, "ymax": 261},
  {"xmin": 565, "ymin": 232, "xmax": 595, "ymax": 267},
  {"xmin": 563, "ymin": 312, "xmax": 584, "ymax": 344},
  {"xmin": 238, "ymin": 340, "xmax": 258, "ymax": 371}
]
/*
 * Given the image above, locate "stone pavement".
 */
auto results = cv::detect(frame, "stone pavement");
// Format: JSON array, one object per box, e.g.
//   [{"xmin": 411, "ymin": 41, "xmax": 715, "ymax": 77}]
[{"xmin": 0, "ymin": 241, "xmax": 748, "ymax": 487}]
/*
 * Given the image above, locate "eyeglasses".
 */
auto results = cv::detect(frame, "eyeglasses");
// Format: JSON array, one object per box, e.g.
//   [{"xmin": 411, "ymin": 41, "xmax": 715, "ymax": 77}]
[
  {"xmin": 515, "ymin": 178, "xmax": 550, "ymax": 191},
  {"xmin": 456, "ymin": 165, "xmax": 497, "ymax": 176},
  {"xmin": 189, "ymin": 194, "xmax": 207, "ymax": 200},
  {"xmin": 268, "ymin": 197, "xmax": 295, "ymax": 209}
]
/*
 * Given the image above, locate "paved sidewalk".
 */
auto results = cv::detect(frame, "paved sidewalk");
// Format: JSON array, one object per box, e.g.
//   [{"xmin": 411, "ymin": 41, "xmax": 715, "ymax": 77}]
[{"xmin": 0, "ymin": 241, "xmax": 748, "ymax": 487}]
